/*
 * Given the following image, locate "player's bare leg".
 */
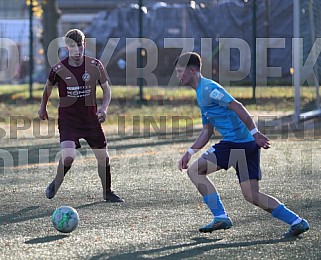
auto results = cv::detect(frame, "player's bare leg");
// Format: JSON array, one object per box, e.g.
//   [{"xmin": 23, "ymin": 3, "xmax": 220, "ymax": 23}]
[
  {"xmin": 240, "ymin": 179, "xmax": 309, "ymax": 237},
  {"xmin": 187, "ymin": 157, "xmax": 218, "ymax": 196},
  {"xmin": 92, "ymin": 148, "xmax": 124, "ymax": 202},
  {"xmin": 45, "ymin": 141, "xmax": 76, "ymax": 199},
  {"xmin": 187, "ymin": 157, "xmax": 232, "ymax": 232},
  {"xmin": 239, "ymin": 179, "xmax": 280, "ymax": 213}
]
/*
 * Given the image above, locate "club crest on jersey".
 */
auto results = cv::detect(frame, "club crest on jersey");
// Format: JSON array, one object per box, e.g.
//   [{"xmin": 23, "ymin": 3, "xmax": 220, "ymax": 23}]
[
  {"xmin": 209, "ymin": 89, "xmax": 224, "ymax": 101},
  {"xmin": 82, "ymin": 72, "xmax": 91, "ymax": 82}
]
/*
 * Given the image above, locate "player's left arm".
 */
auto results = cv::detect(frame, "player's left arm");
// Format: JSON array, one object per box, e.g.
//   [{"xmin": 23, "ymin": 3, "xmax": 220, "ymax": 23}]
[
  {"xmin": 97, "ymin": 80, "xmax": 111, "ymax": 123},
  {"xmin": 228, "ymin": 100, "xmax": 270, "ymax": 149}
]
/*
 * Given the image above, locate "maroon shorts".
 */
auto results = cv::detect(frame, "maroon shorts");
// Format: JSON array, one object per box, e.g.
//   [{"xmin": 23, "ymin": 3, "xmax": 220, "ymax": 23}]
[{"xmin": 58, "ymin": 119, "xmax": 107, "ymax": 149}]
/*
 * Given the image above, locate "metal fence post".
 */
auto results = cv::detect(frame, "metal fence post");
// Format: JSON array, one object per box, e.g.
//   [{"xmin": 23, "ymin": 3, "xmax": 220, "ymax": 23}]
[
  {"xmin": 29, "ymin": 0, "xmax": 34, "ymax": 100},
  {"xmin": 138, "ymin": 0, "xmax": 144, "ymax": 105},
  {"xmin": 252, "ymin": 0, "xmax": 257, "ymax": 100}
]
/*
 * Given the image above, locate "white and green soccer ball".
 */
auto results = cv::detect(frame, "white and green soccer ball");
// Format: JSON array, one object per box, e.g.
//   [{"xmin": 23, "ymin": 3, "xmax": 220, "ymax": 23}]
[{"xmin": 51, "ymin": 206, "xmax": 79, "ymax": 233}]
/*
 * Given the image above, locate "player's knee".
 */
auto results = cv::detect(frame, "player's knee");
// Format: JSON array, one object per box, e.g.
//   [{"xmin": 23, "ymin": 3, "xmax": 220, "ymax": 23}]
[
  {"xmin": 186, "ymin": 168, "xmax": 195, "ymax": 179},
  {"xmin": 187, "ymin": 167, "xmax": 203, "ymax": 180},
  {"xmin": 242, "ymin": 192, "xmax": 253, "ymax": 203},
  {"xmin": 188, "ymin": 160, "xmax": 207, "ymax": 178},
  {"xmin": 93, "ymin": 148, "xmax": 109, "ymax": 164},
  {"xmin": 242, "ymin": 191, "xmax": 259, "ymax": 205},
  {"xmin": 97, "ymin": 157, "xmax": 110, "ymax": 167},
  {"xmin": 103, "ymin": 156, "xmax": 110, "ymax": 164}
]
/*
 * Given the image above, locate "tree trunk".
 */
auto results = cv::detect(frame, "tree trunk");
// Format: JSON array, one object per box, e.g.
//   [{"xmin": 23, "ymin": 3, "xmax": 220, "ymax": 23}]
[{"xmin": 41, "ymin": 0, "xmax": 60, "ymax": 74}]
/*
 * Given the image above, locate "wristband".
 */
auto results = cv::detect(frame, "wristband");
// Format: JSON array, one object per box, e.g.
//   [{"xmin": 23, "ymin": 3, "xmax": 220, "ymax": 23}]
[
  {"xmin": 250, "ymin": 127, "xmax": 258, "ymax": 136},
  {"xmin": 187, "ymin": 148, "xmax": 195, "ymax": 155}
]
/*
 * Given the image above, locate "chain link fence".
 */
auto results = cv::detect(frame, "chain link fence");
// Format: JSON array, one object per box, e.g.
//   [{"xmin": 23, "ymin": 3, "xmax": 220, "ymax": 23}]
[{"xmin": 0, "ymin": 0, "xmax": 320, "ymax": 97}]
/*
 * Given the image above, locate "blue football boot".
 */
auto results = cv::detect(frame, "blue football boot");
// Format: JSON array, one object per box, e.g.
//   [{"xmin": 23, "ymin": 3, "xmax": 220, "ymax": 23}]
[
  {"xmin": 284, "ymin": 219, "xmax": 310, "ymax": 237},
  {"xmin": 199, "ymin": 217, "xmax": 233, "ymax": 233}
]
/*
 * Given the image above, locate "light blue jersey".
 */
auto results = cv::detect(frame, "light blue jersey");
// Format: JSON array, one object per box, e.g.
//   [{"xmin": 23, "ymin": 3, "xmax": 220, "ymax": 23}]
[{"xmin": 195, "ymin": 77, "xmax": 254, "ymax": 143}]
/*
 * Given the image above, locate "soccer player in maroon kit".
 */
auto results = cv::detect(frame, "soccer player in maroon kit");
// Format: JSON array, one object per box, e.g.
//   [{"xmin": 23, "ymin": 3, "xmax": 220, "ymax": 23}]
[{"xmin": 38, "ymin": 29, "xmax": 124, "ymax": 202}]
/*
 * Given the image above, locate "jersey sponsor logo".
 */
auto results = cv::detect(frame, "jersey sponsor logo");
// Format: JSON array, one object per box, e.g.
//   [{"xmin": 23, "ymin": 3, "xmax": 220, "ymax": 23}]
[
  {"xmin": 82, "ymin": 72, "xmax": 91, "ymax": 82},
  {"xmin": 66, "ymin": 85, "xmax": 92, "ymax": 98},
  {"xmin": 209, "ymin": 89, "xmax": 224, "ymax": 101}
]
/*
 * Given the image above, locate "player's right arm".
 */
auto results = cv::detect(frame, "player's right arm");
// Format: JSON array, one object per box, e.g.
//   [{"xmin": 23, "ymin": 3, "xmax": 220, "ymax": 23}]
[
  {"xmin": 178, "ymin": 123, "xmax": 214, "ymax": 171},
  {"xmin": 38, "ymin": 79, "xmax": 54, "ymax": 120}
]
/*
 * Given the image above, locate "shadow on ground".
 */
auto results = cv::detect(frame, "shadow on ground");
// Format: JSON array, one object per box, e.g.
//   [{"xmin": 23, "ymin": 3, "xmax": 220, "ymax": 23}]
[
  {"xmin": 90, "ymin": 236, "xmax": 295, "ymax": 260},
  {"xmin": 24, "ymin": 235, "xmax": 69, "ymax": 244}
]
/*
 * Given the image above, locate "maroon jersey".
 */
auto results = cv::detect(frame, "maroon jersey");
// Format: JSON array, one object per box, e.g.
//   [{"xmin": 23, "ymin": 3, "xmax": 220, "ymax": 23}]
[{"xmin": 48, "ymin": 55, "xmax": 108, "ymax": 124}]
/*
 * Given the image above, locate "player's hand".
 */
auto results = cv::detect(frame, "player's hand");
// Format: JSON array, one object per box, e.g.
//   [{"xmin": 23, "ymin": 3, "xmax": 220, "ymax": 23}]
[
  {"xmin": 178, "ymin": 152, "xmax": 192, "ymax": 171},
  {"xmin": 253, "ymin": 131, "xmax": 270, "ymax": 149},
  {"xmin": 38, "ymin": 108, "xmax": 49, "ymax": 120},
  {"xmin": 96, "ymin": 108, "xmax": 107, "ymax": 123}
]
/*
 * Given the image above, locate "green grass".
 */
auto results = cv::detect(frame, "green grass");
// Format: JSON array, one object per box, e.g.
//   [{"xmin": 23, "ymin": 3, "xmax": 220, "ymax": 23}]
[
  {"xmin": 0, "ymin": 86, "xmax": 320, "ymax": 259},
  {"xmin": 0, "ymin": 83, "xmax": 318, "ymax": 100},
  {"xmin": 0, "ymin": 132, "xmax": 320, "ymax": 259},
  {"xmin": 0, "ymin": 84, "xmax": 320, "ymax": 127}
]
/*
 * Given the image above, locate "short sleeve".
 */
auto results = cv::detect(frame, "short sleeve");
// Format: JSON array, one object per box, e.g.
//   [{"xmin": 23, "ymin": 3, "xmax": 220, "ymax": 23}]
[
  {"xmin": 201, "ymin": 114, "xmax": 209, "ymax": 125},
  {"xmin": 209, "ymin": 86, "xmax": 234, "ymax": 107},
  {"xmin": 97, "ymin": 60, "xmax": 108, "ymax": 85},
  {"xmin": 48, "ymin": 68, "xmax": 58, "ymax": 85}
]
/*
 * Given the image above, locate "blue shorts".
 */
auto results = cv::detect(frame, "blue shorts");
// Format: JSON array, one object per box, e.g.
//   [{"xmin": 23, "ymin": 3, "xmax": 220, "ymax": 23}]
[{"xmin": 202, "ymin": 140, "xmax": 262, "ymax": 183}]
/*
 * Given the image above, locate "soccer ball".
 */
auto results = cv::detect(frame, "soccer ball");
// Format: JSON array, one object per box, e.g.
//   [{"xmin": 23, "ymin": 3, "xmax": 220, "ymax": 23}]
[{"xmin": 51, "ymin": 206, "xmax": 79, "ymax": 233}]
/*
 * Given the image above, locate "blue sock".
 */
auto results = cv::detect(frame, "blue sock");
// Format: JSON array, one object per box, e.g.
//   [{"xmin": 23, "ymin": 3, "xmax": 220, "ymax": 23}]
[
  {"xmin": 271, "ymin": 204, "xmax": 301, "ymax": 225},
  {"xmin": 203, "ymin": 193, "xmax": 227, "ymax": 218}
]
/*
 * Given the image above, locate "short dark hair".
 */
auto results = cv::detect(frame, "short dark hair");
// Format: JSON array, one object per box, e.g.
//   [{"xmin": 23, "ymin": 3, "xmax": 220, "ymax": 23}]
[
  {"xmin": 174, "ymin": 52, "xmax": 202, "ymax": 70},
  {"xmin": 65, "ymin": 29, "xmax": 85, "ymax": 45}
]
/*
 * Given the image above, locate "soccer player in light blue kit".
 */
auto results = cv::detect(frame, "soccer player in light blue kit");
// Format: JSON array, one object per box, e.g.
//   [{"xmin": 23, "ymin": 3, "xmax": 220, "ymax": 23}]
[{"xmin": 175, "ymin": 52, "xmax": 309, "ymax": 237}]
